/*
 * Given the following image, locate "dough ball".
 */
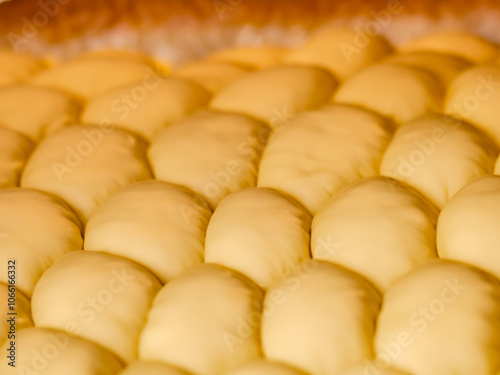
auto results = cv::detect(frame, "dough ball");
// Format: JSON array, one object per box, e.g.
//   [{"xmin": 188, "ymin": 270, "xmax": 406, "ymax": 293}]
[
  {"xmin": 210, "ymin": 65, "xmax": 337, "ymax": 126},
  {"xmin": 258, "ymin": 104, "xmax": 394, "ymax": 214},
  {"xmin": 139, "ymin": 264, "xmax": 263, "ymax": 375},
  {"xmin": 262, "ymin": 260, "xmax": 381, "ymax": 375},
  {"xmin": 312, "ymin": 177, "xmax": 438, "ymax": 292},
  {"xmin": 374, "ymin": 259, "xmax": 500, "ymax": 375},
  {"xmin": 0, "ymin": 327, "xmax": 123, "ymax": 375},
  {"xmin": 285, "ymin": 28, "xmax": 393, "ymax": 80},
  {"xmin": 341, "ymin": 362, "xmax": 413, "ymax": 375},
  {"xmin": 334, "ymin": 63, "xmax": 443, "ymax": 124},
  {"xmin": 21, "ymin": 125, "xmax": 152, "ymax": 223},
  {"xmin": 0, "ymin": 188, "xmax": 82, "ymax": 297},
  {"xmin": 207, "ymin": 46, "xmax": 287, "ymax": 69},
  {"xmin": 0, "ymin": 127, "xmax": 33, "ymax": 188},
  {"xmin": 82, "ymin": 77, "xmax": 210, "ymax": 140},
  {"xmin": 205, "ymin": 187, "xmax": 311, "ymax": 289},
  {"xmin": 380, "ymin": 113, "xmax": 499, "ymax": 209},
  {"xmin": 0, "ymin": 85, "xmax": 80, "ymax": 141},
  {"xmin": 437, "ymin": 175, "xmax": 500, "ymax": 279},
  {"xmin": 117, "ymin": 361, "xmax": 192, "ymax": 375},
  {"xmin": 85, "ymin": 180, "xmax": 212, "ymax": 283},
  {"xmin": 149, "ymin": 110, "xmax": 269, "ymax": 209},
  {"xmin": 31, "ymin": 251, "xmax": 161, "ymax": 363},
  {"xmin": 0, "ymin": 50, "xmax": 43, "ymax": 85}
]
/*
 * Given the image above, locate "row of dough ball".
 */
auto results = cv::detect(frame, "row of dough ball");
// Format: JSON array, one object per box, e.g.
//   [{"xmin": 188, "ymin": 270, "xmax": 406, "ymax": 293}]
[{"xmin": 2, "ymin": 256, "xmax": 500, "ymax": 375}]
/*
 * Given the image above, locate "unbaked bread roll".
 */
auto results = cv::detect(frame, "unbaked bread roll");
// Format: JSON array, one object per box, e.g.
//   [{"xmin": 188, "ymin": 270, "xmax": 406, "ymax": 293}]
[
  {"xmin": 21, "ymin": 125, "xmax": 152, "ymax": 223},
  {"xmin": 374, "ymin": 259, "xmax": 500, "ymax": 375},
  {"xmin": 85, "ymin": 180, "xmax": 212, "ymax": 283},
  {"xmin": 0, "ymin": 127, "xmax": 33, "ymax": 188},
  {"xmin": 207, "ymin": 46, "xmax": 287, "ymax": 69},
  {"xmin": 334, "ymin": 63, "xmax": 443, "ymax": 124},
  {"xmin": 380, "ymin": 113, "xmax": 499, "ymax": 209},
  {"xmin": 173, "ymin": 60, "xmax": 251, "ymax": 93},
  {"xmin": 0, "ymin": 283, "xmax": 32, "ymax": 347},
  {"xmin": 0, "ymin": 85, "xmax": 80, "ymax": 141},
  {"xmin": 312, "ymin": 177, "xmax": 438, "ymax": 292},
  {"xmin": 399, "ymin": 32, "xmax": 498, "ymax": 64},
  {"xmin": 210, "ymin": 65, "xmax": 337, "ymax": 126},
  {"xmin": 117, "ymin": 361, "xmax": 192, "ymax": 375},
  {"xmin": 205, "ymin": 187, "xmax": 311, "ymax": 289},
  {"xmin": 437, "ymin": 175, "xmax": 500, "ymax": 279},
  {"xmin": 149, "ymin": 110, "xmax": 269, "ymax": 209},
  {"xmin": 31, "ymin": 251, "xmax": 161, "ymax": 363},
  {"xmin": 30, "ymin": 56, "xmax": 157, "ymax": 99},
  {"xmin": 226, "ymin": 359, "xmax": 309, "ymax": 375},
  {"xmin": 384, "ymin": 51, "xmax": 470, "ymax": 86},
  {"xmin": 0, "ymin": 188, "xmax": 82, "ymax": 297},
  {"xmin": 0, "ymin": 327, "xmax": 123, "ymax": 375},
  {"xmin": 139, "ymin": 264, "xmax": 263, "ymax": 375},
  {"xmin": 445, "ymin": 64, "xmax": 500, "ymax": 146},
  {"xmin": 262, "ymin": 260, "xmax": 381, "ymax": 375},
  {"xmin": 82, "ymin": 77, "xmax": 210, "ymax": 140},
  {"xmin": 341, "ymin": 363, "xmax": 412, "ymax": 375},
  {"xmin": 0, "ymin": 50, "xmax": 43, "ymax": 85},
  {"xmin": 258, "ymin": 104, "xmax": 394, "ymax": 214},
  {"xmin": 284, "ymin": 28, "xmax": 393, "ymax": 80}
]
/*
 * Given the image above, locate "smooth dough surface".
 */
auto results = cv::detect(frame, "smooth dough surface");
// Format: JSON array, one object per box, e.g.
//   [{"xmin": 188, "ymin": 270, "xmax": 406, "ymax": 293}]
[
  {"xmin": 341, "ymin": 363, "xmax": 413, "ymax": 375},
  {"xmin": 374, "ymin": 259, "xmax": 500, "ymax": 375},
  {"xmin": 139, "ymin": 264, "xmax": 263, "ymax": 375},
  {"xmin": 21, "ymin": 125, "xmax": 152, "ymax": 223},
  {"xmin": 0, "ymin": 283, "xmax": 32, "ymax": 347},
  {"xmin": 334, "ymin": 63, "xmax": 443, "ymax": 124},
  {"xmin": 82, "ymin": 77, "xmax": 210, "ymax": 140},
  {"xmin": 258, "ymin": 104, "xmax": 394, "ymax": 214},
  {"xmin": 445, "ymin": 64, "xmax": 500, "ymax": 146},
  {"xmin": 0, "ymin": 50, "xmax": 43, "ymax": 85},
  {"xmin": 437, "ymin": 175, "xmax": 500, "ymax": 279},
  {"xmin": 149, "ymin": 110, "xmax": 269, "ymax": 209},
  {"xmin": 117, "ymin": 361, "xmax": 192, "ymax": 375},
  {"xmin": 205, "ymin": 187, "xmax": 311, "ymax": 289},
  {"xmin": 31, "ymin": 251, "xmax": 162, "ymax": 363},
  {"xmin": 207, "ymin": 46, "xmax": 287, "ymax": 69},
  {"xmin": 210, "ymin": 65, "xmax": 337, "ymax": 126},
  {"xmin": 85, "ymin": 180, "xmax": 212, "ymax": 283},
  {"xmin": 262, "ymin": 260, "xmax": 381, "ymax": 375},
  {"xmin": 226, "ymin": 359, "xmax": 309, "ymax": 375},
  {"xmin": 312, "ymin": 177, "xmax": 438, "ymax": 292},
  {"xmin": 399, "ymin": 32, "xmax": 498, "ymax": 64},
  {"xmin": 0, "ymin": 188, "xmax": 82, "ymax": 297},
  {"xmin": 0, "ymin": 327, "xmax": 123, "ymax": 375},
  {"xmin": 284, "ymin": 28, "xmax": 394, "ymax": 80},
  {"xmin": 380, "ymin": 113, "xmax": 499, "ymax": 209},
  {"xmin": 0, "ymin": 127, "xmax": 33, "ymax": 188}
]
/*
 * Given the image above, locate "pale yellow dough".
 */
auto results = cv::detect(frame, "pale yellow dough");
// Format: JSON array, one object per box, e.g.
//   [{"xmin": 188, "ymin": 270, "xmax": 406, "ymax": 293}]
[
  {"xmin": 174, "ymin": 60, "xmax": 251, "ymax": 92},
  {"xmin": 0, "ymin": 188, "xmax": 82, "ymax": 297},
  {"xmin": 210, "ymin": 65, "xmax": 337, "ymax": 126},
  {"xmin": 149, "ymin": 110, "xmax": 269, "ymax": 209},
  {"xmin": 341, "ymin": 363, "xmax": 413, "ymax": 375},
  {"xmin": 31, "ymin": 251, "xmax": 162, "ymax": 363},
  {"xmin": 139, "ymin": 264, "xmax": 263, "ymax": 375},
  {"xmin": 262, "ymin": 260, "xmax": 381, "ymax": 375},
  {"xmin": 0, "ymin": 327, "xmax": 123, "ymax": 375},
  {"xmin": 374, "ymin": 259, "xmax": 500, "ymax": 375},
  {"xmin": 445, "ymin": 64, "xmax": 500, "ymax": 146},
  {"xmin": 85, "ymin": 180, "xmax": 212, "ymax": 283},
  {"xmin": 30, "ymin": 56, "xmax": 157, "ymax": 99},
  {"xmin": 0, "ymin": 127, "xmax": 33, "ymax": 188},
  {"xmin": 312, "ymin": 177, "xmax": 438, "ymax": 292},
  {"xmin": 284, "ymin": 28, "xmax": 394, "ymax": 80},
  {"xmin": 399, "ymin": 32, "xmax": 498, "ymax": 64},
  {"xmin": 226, "ymin": 359, "xmax": 309, "ymax": 375},
  {"xmin": 82, "ymin": 77, "xmax": 210, "ymax": 140},
  {"xmin": 0, "ymin": 85, "xmax": 80, "ymax": 141},
  {"xmin": 205, "ymin": 187, "xmax": 311, "ymax": 289},
  {"xmin": 207, "ymin": 46, "xmax": 287, "ymax": 69},
  {"xmin": 21, "ymin": 125, "xmax": 152, "ymax": 223},
  {"xmin": 258, "ymin": 104, "xmax": 394, "ymax": 214},
  {"xmin": 117, "ymin": 361, "xmax": 192, "ymax": 375},
  {"xmin": 0, "ymin": 50, "xmax": 43, "ymax": 85},
  {"xmin": 437, "ymin": 175, "xmax": 500, "ymax": 279},
  {"xmin": 0, "ymin": 283, "xmax": 32, "ymax": 347},
  {"xmin": 334, "ymin": 63, "xmax": 443, "ymax": 124},
  {"xmin": 380, "ymin": 113, "xmax": 499, "ymax": 209}
]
